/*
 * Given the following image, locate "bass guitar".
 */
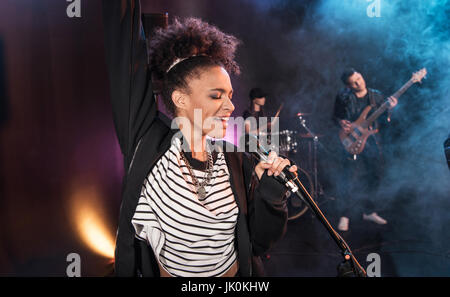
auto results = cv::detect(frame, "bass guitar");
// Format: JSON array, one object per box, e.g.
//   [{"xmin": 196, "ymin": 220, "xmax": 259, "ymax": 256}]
[{"xmin": 339, "ymin": 68, "xmax": 427, "ymax": 155}]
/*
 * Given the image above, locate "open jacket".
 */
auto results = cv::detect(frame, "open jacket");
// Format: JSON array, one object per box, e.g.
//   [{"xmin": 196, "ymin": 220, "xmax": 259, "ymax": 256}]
[
  {"xmin": 102, "ymin": 0, "xmax": 288, "ymax": 277},
  {"xmin": 333, "ymin": 87, "xmax": 388, "ymax": 156},
  {"xmin": 333, "ymin": 87, "xmax": 385, "ymax": 125}
]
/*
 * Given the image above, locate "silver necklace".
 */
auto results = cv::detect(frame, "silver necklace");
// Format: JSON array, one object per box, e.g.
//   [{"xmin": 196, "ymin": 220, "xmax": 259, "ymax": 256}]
[{"xmin": 179, "ymin": 150, "xmax": 214, "ymax": 200}]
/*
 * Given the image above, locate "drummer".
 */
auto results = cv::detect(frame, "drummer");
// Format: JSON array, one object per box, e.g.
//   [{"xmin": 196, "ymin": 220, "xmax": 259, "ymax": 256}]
[
  {"xmin": 240, "ymin": 88, "xmax": 272, "ymax": 153},
  {"xmin": 243, "ymin": 87, "xmax": 270, "ymax": 136}
]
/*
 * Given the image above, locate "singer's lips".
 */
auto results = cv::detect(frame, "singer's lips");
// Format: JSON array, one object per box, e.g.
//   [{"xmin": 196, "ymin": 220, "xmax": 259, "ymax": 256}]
[
  {"xmin": 215, "ymin": 116, "xmax": 230, "ymax": 121},
  {"xmin": 214, "ymin": 116, "xmax": 231, "ymax": 127}
]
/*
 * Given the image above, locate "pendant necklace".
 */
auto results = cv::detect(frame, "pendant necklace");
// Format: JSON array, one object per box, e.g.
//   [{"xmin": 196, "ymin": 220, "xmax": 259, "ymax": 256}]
[{"xmin": 180, "ymin": 150, "xmax": 214, "ymax": 200}]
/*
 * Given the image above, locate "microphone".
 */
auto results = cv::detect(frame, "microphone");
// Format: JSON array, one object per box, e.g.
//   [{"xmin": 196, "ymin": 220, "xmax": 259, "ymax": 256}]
[
  {"xmin": 246, "ymin": 138, "xmax": 367, "ymax": 277},
  {"xmin": 248, "ymin": 135, "xmax": 302, "ymax": 194}
]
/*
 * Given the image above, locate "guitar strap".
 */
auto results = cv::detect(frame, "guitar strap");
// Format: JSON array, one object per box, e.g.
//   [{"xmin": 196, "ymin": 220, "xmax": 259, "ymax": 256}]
[
  {"xmin": 368, "ymin": 89, "xmax": 376, "ymax": 108},
  {"xmin": 367, "ymin": 90, "xmax": 383, "ymax": 153},
  {"xmin": 368, "ymin": 90, "xmax": 378, "ymax": 130}
]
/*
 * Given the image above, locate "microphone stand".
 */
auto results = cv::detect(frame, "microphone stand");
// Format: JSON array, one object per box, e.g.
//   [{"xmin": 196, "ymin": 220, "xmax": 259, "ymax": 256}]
[
  {"xmin": 289, "ymin": 177, "xmax": 367, "ymax": 277},
  {"xmin": 295, "ymin": 116, "xmax": 365, "ymax": 276},
  {"xmin": 252, "ymin": 137, "xmax": 366, "ymax": 277}
]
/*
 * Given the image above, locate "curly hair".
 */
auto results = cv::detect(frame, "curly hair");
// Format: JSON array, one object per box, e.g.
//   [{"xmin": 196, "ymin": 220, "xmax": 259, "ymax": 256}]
[{"xmin": 147, "ymin": 17, "xmax": 241, "ymax": 115}]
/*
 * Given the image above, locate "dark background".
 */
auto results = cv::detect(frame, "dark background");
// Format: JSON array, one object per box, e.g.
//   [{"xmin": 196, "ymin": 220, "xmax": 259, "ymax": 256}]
[{"xmin": 0, "ymin": 0, "xmax": 448, "ymax": 276}]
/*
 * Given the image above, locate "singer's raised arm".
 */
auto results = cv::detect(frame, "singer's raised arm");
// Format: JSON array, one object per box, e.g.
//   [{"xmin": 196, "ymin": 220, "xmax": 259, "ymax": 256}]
[{"xmin": 102, "ymin": 0, "xmax": 156, "ymax": 169}]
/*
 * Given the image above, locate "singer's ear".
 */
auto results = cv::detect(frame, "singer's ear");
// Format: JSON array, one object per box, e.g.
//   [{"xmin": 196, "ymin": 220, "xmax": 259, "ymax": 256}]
[{"xmin": 172, "ymin": 90, "xmax": 188, "ymax": 111}]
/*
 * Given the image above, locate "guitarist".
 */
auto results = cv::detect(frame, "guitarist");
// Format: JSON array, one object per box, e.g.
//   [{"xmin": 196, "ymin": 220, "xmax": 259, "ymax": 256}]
[{"xmin": 333, "ymin": 68, "xmax": 397, "ymax": 232}]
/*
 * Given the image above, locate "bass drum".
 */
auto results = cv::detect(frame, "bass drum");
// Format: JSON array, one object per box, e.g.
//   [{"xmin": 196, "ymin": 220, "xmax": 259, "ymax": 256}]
[{"xmin": 287, "ymin": 167, "xmax": 314, "ymax": 221}]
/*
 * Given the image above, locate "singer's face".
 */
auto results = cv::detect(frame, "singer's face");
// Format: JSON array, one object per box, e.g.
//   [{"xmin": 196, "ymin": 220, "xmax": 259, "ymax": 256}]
[{"xmin": 172, "ymin": 65, "xmax": 235, "ymax": 139}]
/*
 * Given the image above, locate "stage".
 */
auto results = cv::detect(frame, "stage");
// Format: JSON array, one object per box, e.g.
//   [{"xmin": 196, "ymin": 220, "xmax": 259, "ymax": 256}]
[{"xmin": 0, "ymin": 0, "xmax": 448, "ymax": 278}]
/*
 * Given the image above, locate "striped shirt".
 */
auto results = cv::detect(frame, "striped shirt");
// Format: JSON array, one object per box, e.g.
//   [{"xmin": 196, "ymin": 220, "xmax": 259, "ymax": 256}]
[{"xmin": 131, "ymin": 138, "xmax": 239, "ymax": 277}]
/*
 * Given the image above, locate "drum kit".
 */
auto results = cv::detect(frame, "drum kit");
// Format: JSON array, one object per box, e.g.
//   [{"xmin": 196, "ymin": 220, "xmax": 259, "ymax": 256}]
[{"xmin": 262, "ymin": 111, "xmax": 333, "ymax": 220}]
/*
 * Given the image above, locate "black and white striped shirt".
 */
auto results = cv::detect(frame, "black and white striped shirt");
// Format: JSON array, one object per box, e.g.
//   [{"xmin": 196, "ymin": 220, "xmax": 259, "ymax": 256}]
[{"xmin": 131, "ymin": 138, "xmax": 239, "ymax": 277}]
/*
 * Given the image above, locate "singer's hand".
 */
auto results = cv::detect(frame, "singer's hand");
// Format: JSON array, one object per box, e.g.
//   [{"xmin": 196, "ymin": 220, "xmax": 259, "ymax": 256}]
[{"xmin": 254, "ymin": 151, "xmax": 298, "ymax": 180}]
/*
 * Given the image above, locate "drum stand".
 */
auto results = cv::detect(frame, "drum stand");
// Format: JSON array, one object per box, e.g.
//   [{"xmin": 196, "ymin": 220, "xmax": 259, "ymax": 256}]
[{"xmin": 297, "ymin": 115, "xmax": 334, "ymax": 205}]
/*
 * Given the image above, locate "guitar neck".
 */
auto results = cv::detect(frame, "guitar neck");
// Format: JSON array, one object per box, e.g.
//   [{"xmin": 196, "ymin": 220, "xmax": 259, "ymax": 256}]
[
  {"xmin": 392, "ymin": 79, "xmax": 415, "ymax": 99},
  {"xmin": 364, "ymin": 79, "xmax": 414, "ymax": 126}
]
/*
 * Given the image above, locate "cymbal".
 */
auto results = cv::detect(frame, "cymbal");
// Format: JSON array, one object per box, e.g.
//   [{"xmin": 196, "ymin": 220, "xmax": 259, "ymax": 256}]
[
  {"xmin": 299, "ymin": 133, "xmax": 323, "ymax": 138},
  {"xmin": 296, "ymin": 112, "xmax": 312, "ymax": 117}
]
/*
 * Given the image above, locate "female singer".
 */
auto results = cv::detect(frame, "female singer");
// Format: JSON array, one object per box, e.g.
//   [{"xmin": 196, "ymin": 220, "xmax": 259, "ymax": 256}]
[{"xmin": 103, "ymin": 0, "xmax": 297, "ymax": 277}]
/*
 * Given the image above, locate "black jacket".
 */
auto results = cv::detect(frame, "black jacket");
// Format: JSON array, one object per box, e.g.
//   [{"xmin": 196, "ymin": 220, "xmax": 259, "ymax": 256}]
[
  {"xmin": 333, "ymin": 87, "xmax": 388, "ymax": 155},
  {"xmin": 102, "ymin": 0, "xmax": 288, "ymax": 277},
  {"xmin": 333, "ymin": 87, "xmax": 385, "ymax": 124}
]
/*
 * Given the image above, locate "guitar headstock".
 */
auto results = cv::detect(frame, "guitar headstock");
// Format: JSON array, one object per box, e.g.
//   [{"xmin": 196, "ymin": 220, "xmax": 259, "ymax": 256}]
[{"xmin": 411, "ymin": 68, "xmax": 427, "ymax": 83}]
